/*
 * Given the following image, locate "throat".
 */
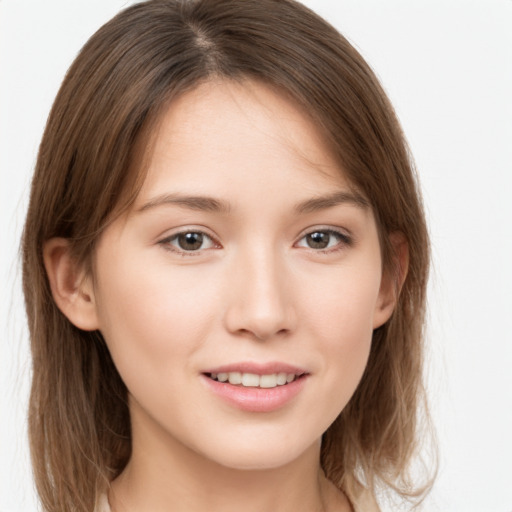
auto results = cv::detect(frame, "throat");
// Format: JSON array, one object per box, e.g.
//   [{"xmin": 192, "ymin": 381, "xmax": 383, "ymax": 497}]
[{"xmin": 108, "ymin": 432, "xmax": 336, "ymax": 512}]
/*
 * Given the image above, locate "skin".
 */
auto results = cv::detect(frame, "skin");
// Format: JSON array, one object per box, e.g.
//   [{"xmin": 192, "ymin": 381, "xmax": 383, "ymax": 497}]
[{"xmin": 45, "ymin": 79, "xmax": 399, "ymax": 512}]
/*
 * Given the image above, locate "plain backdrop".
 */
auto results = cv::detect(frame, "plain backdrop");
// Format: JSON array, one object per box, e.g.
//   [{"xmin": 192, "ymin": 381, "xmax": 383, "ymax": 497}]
[{"xmin": 1, "ymin": 1, "xmax": 511, "ymax": 511}]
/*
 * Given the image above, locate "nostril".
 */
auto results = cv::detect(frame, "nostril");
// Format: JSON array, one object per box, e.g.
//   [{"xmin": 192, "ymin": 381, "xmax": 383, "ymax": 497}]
[
  {"xmin": 222, "ymin": 268, "xmax": 297, "ymax": 339},
  {"xmin": 236, "ymin": 327, "xmax": 291, "ymax": 342}
]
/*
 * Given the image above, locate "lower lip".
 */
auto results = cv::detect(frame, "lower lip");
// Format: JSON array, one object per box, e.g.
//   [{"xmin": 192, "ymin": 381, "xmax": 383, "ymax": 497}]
[{"xmin": 201, "ymin": 374, "xmax": 307, "ymax": 413}]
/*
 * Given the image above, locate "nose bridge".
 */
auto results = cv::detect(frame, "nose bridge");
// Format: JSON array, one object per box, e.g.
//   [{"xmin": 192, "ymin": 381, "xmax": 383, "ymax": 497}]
[{"xmin": 224, "ymin": 240, "xmax": 295, "ymax": 340}]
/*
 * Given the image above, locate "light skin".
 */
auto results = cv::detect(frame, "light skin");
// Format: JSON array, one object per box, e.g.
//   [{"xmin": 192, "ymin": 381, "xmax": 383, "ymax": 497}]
[{"xmin": 44, "ymin": 79, "xmax": 406, "ymax": 512}]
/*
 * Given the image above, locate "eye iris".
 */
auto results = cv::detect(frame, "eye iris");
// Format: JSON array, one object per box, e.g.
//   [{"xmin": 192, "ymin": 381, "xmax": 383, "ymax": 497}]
[
  {"xmin": 178, "ymin": 232, "xmax": 203, "ymax": 250},
  {"xmin": 307, "ymin": 231, "xmax": 330, "ymax": 249}
]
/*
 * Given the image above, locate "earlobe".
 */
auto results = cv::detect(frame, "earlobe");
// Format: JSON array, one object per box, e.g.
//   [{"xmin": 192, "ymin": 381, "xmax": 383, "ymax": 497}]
[
  {"xmin": 43, "ymin": 238, "xmax": 99, "ymax": 331},
  {"xmin": 373, "ymin": 232, "xmax": 409, "ymax": 329}
]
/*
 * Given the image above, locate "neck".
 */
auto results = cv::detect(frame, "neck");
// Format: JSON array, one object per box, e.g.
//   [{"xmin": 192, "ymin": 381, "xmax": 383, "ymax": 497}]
[{"xmin": 108, "ymin": 418, "xmax": 350, "ymax": 512}]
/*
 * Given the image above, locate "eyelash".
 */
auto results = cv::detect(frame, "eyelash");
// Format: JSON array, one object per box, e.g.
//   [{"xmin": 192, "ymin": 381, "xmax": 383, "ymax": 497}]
[
  {"xmin": 295, "ymin": 228, "xmax": 352, "ymax": 254},
  {"xmin": 158, "ymin": 230, "xmax": 220, "ymax": 257},
  {"xmin": 158, "ymin": 227, "xmax": 352, "ymax": 256}
]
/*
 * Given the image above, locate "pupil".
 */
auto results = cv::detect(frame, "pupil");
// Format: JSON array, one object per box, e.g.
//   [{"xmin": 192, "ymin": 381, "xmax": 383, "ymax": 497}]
[
  {"xmin": 307, "ymin": 232, "xmax": 329, "ymax": 249},
  {"xmin": 178, "ymin": 232, "xmax": 203, "ymax": 250}
]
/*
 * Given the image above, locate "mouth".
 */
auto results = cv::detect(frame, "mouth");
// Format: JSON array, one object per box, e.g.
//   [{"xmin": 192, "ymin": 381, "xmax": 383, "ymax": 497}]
[
  {"xmin": 201, "ymin": 363, "xmax": 309, "ymax": 412},
  {"xmin": 206, "ymin": 371, "xmax": 304, "ymax": 389}
]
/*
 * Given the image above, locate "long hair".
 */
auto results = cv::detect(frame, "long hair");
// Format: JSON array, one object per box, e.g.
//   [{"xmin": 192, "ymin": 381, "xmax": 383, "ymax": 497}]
[{"xmin": 22, "ymin": 1, "xmax": 434, "ymax": 510}]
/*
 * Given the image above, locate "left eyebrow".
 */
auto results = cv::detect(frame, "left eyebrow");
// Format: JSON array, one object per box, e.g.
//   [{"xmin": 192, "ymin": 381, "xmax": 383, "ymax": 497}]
[{"xmin": 294, "ymin": 190, "xmax": 370, "ymax": 214}]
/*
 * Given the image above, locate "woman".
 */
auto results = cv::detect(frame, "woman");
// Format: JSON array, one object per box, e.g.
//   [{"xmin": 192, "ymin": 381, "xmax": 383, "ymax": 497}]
[{"xmin": 22, "ymin": 0, "xmax": 434, "ymax": 510}]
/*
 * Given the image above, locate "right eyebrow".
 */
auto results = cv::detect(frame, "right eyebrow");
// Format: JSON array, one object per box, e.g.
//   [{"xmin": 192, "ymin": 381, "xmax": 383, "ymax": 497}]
[{"xmin": 136, "ymin": 193, "xmax": 232, "ymax": 214}]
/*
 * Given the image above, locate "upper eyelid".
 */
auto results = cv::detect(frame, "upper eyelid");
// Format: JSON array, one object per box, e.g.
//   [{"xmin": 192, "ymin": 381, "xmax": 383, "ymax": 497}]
[
  {"xmin": 296, "ymin": 225, "xmax": 352, "ymax": 240},
  {"xmin": 294, "ymin": 227, "xmax": 354, "ymax": 253},
  {"xmin": 158, "ymin": 226, "xmax": 219, "ymax": 242},
  {"xmin": 158, "ymin": 228, "xmax": 222, "ymax": 255}
]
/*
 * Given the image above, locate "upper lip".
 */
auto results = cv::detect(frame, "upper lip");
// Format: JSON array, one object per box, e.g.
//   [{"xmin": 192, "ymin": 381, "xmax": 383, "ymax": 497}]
[{"xmin": 202, "ymin": 362, "xmax": 308, "ymax": 376}]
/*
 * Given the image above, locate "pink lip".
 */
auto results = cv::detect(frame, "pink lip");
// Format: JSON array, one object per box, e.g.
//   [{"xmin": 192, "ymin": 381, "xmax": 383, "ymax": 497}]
[
  {"xmin": 203, "ymin": 361, "xmax": 307, "ymax": 375},
  {"xmin": 200, "ymin": 362, "xmax": 309, "ymax": 413}
]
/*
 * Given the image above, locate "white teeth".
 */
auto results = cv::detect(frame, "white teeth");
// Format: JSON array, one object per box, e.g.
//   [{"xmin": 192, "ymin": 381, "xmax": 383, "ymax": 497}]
[
  {"xmin": 260, "ymin": 374, "xmax": 277, "ymax": 388},
  {"xmin": 276, "ymin": 373, "xmax": 287, "ymax": 385},
  {"xmin": 228, "ymin": 372, "xmax": 242, "ymax": 385},
  {"xmin": 210, "ymin": 371, "xmax": 300, "ymax": 388},
  {"xmin": 242, "ymin": 373, "xmax": 260, "ymax": 387}
]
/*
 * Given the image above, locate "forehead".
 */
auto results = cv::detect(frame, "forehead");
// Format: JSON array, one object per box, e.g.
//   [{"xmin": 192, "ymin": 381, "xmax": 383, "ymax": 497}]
[{"xmin": 134, "ymin": 79, "xmax": 362, "ymax": 208}]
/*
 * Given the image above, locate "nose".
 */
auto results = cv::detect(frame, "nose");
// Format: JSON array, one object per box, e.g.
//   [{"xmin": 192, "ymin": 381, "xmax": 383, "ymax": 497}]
[{"xmin": 223, "ymin": 245, "xmax": 296, "ymax": 341}]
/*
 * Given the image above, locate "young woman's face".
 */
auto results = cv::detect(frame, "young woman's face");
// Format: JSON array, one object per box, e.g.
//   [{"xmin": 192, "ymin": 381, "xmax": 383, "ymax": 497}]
[{"xmin": 91, "ymin": 80, "xmax": 393, "ymax": 470}]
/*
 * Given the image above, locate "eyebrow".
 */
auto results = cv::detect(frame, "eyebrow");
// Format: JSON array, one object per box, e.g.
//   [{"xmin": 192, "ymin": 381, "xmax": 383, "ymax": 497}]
[
  {"xmin": 294, "ymin": 190, "xmax": 370, "ymax": 213},
  {"xmin": 137, "ymin": 190, "xmax": 369, "ymax": 215},
  {"xmin": 138, "ymin": 193, "xmax": 232, "ymax": 214}
]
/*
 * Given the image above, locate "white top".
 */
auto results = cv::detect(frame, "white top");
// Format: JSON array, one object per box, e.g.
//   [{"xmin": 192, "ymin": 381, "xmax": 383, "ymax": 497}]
[{"xmin": 96, "ymin": 493, "xmax": 111, "ymax": 512}]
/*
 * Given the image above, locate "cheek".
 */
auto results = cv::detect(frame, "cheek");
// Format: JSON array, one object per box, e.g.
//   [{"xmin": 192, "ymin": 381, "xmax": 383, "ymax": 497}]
[
  {"xmin": 298, "ymin": 259, "xmax": 381, "ymax": 411},
  {"xmin": 301, "ymin": 259, "xmax": 382, "ymax": 344},
  {"xmin": 93, "ymin": 250, "xmax": 219, "ymax": 371}
]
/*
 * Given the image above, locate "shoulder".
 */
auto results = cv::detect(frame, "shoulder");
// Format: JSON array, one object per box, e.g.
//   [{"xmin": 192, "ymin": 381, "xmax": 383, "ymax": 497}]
[
  {"xmin": 96, "ymin": 493, "xmax": 111, "ymax": 512},
  {"xmin": 344, "ymin": 481, "xmax": 380, "ymax": 512},
  {"xmin": 349, "ymin": 492, "xmax": 380, "ymax": 512}
]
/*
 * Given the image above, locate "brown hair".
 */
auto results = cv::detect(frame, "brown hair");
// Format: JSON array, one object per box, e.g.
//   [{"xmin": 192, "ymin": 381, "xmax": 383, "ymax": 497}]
[{"xmin": 22, "ymin": 1, "xmax": 434, "ymax": 510}]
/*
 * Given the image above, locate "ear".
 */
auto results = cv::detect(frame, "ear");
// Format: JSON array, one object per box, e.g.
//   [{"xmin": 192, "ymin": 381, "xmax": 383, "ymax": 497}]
[
  {"xmin": 373, "ymin": 231, "xmax": 409, "ymax": 329},
  {"xmin": 43, "ymin": 238, "xmax": 99, "ymax": 331}
]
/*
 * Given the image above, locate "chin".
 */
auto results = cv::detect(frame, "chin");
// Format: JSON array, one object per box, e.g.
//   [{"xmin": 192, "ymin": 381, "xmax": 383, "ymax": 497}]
[{"xmin": 195, "ymin": 429, "xmax": 321, "ymax": 472}]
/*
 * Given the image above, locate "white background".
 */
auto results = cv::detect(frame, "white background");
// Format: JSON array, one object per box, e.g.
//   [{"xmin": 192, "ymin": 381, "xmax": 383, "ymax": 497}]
[{"xmin": 1, "ymin": 1, "xmax": 511, "ymax": 511}]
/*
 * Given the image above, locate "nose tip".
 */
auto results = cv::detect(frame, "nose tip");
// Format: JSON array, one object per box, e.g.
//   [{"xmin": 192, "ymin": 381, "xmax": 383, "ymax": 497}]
[
  {"xmin": 234, "ymin": 309, "xmax": 291, "ymax": 341},
  {"xmin": 223, "ymin": 255, "xmax": 296, "ymax": 341}
]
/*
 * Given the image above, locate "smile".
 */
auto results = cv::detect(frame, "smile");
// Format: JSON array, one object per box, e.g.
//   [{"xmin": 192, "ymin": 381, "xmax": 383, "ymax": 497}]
[
  {"xmin": 201, "ymin": 364, "xmax": 308, "ymax": 412},
  {"xmin": 208, "ymin": 372, "xmax": 300, "ymax": 388}
]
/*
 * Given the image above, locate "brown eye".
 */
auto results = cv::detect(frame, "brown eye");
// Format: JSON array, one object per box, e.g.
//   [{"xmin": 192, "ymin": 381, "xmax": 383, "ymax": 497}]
[
  {"xmin": 177, "ymin": 232, "xmax": 204, "ymax": 251},
  {"xmin": 296, "ymin": 229, "xmax": 351, "ymax": 251},
  {"xmin": 306, "ymin": 232, "xmax": 331, "ymax": 249},
  {"xmin": 161, "ymin": 231, "xmax": 217, "ymax": 253}
]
